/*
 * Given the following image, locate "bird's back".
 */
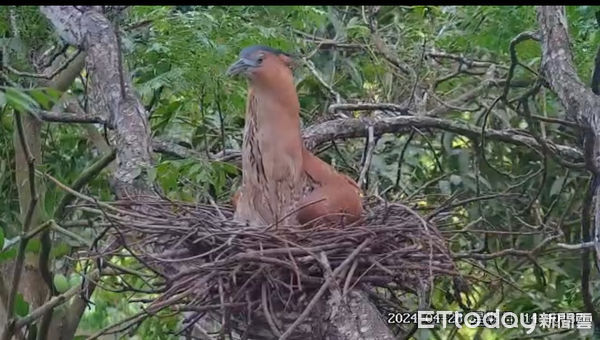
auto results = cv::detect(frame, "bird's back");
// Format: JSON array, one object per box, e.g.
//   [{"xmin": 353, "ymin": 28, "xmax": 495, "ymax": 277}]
[{"xmin": 296, "ymin": 148, "xmax": 363, "ymax": 226}]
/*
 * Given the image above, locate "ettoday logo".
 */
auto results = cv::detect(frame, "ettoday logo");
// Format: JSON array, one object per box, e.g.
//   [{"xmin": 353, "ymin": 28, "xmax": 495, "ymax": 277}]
[{"xmin": 408, "ymin": 310, "xmax": 593, "ymax": 334}]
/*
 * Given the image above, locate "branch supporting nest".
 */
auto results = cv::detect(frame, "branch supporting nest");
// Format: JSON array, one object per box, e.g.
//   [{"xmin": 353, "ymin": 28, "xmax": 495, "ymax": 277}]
[{"xmin": 80, "ymin": 198, "xmax": 460, "ymax": 338}]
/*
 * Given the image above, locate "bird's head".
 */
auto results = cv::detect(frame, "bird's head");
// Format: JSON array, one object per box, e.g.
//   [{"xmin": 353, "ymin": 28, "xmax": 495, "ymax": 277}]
[{"xmin": 226, "ymin": 45, "xmax": 296, "ymax": 82}]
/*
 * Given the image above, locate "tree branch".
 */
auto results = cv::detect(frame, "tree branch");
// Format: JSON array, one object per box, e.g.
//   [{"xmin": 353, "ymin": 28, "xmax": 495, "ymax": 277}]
[
  {"xmin": 302, "ymin": 115, "xmax": 583, "ymax": 164},
  {"xmin": 427, "ymin": 51, "xmax": 509, "ymax": 70},
  {"xmin": 12, "ymin": 270, "xmax": 99, "ymax": 330},
  {"xmin": 329, "ymin": 103, "xmax": 408, "ymax": 115},
  {"xmin": 357, "ymin": 126, "xmax": 376, "ymax": 190},
  {"xmin": 54, "ymin": 149, "xmax": 116, "ymax": 218},
  {"xmin": 37, "ymin": 110, "xmax": 106, "ymax": 124}
]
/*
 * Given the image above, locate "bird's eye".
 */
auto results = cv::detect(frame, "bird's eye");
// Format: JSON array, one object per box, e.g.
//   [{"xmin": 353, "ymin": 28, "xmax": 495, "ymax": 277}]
[{"xmin": 256, "ymin": 54, "xmax": 264, "ymax": 65}]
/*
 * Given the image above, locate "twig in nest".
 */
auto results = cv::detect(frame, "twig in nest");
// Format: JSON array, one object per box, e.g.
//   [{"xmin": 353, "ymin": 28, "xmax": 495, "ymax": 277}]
[
  {"xmin": 262, "ymin": 283, "xmax": 282, "ymax": 337},
  {"xmin": 208, "ymin": 195, "xmax": 226, "ymax": 220},
  {"xmin": 342, "ymin": 259, "xmax": 359, "ymax": 298},
  {"xmin": 278, "ymin": 238, "xmax": 372, "ymax": 340}
]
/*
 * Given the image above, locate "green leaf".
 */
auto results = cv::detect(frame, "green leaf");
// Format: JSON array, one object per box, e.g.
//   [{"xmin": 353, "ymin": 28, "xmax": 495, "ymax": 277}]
[
  {"xmin": 5, "ymin": 88, "xmax": 40, "ymax": 113},
  {"xmin": 69, "ymin": 274, "xmax": 83, "ymax": 288},
  {"xmin": 188, "ymin": 163, "xmax": 203, "ymax": 175},
  {"xmin": 28, "ymin": 89, "xmax": 56, "ymax": 110},
  {"xmin": 0, "ymin": 248, "xmax": 16, "ymax": 262},
  {"xmin": 25, "ymin": 239, "xmax": 40, "ymax": 254},
  {"xmin": 0, "ymin": 228, "xmax": 4, "ymax": 250},
  {"xmin": 54, "ymin": 274, "xmax": 70, "ymax": 293},
  {"xmin": 14, "ymin": 294, "xmax": 29, "ymax": 317},
  {"xmin": 42, "ymin": 87, "xmax": 63, "ymax": 101},
  {"xmin": 214, "ymin": 161, "xmax": 239, "ymax": 175},
  {"xmin": 51, "ymin": 242, "xmax": 71, "ymax": 259},
  {"xmin": 1, "ymin": 110, "xmax": 11, "ymax": 129}
]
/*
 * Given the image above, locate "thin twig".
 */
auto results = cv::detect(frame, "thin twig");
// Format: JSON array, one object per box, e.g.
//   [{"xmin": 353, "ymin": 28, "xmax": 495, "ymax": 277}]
[{"xmin": 358, "ymin": 126, "xmax": 376, "ymax": 190}]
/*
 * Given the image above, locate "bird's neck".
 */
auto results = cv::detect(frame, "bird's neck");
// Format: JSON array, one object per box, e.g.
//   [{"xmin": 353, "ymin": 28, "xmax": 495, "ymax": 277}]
[{"xmin": 248, "ymin": 81, "xmax": 300, "ymax": 123}]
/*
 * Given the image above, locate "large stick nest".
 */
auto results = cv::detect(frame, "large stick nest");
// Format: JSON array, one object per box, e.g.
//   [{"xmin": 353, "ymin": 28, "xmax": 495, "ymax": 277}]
[{"xmin": 86, "ymin": 197, "xmax": 461, "ymax": 338}]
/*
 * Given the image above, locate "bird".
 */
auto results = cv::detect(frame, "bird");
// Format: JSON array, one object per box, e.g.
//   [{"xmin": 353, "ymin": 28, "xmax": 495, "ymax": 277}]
[{"xmin": 227, "ymin": 45, "xmax": 363, "ymax": 228}]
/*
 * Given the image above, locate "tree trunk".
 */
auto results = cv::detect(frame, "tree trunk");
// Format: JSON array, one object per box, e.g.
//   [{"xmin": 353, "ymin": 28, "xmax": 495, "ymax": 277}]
[
  {"xmin": 34, "ymin": 6, "xmax": 156, "ymax": 340},
  {"xmin": 537, "ymin": 5, "xmax": 600, "ymax": 332}
]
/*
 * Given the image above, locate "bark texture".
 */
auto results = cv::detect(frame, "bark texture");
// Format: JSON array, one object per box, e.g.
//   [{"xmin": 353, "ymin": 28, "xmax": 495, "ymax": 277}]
[
  {"xmin": 41, "ymin": 6, "xmax": 154, "ymax": 199},
  {"xmin": 537, "ymin": 5, "xmax": 600, "ymax": 331},
  {"xmin": 537, "ymin": 7, "xmax": 600, "ymax": 270}
]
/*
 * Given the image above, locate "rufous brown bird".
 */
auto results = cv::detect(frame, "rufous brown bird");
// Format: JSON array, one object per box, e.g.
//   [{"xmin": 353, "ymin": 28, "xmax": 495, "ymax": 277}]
[{"xmin": 227, "ymin": 45, "xmax": 363, "ymax": 227}]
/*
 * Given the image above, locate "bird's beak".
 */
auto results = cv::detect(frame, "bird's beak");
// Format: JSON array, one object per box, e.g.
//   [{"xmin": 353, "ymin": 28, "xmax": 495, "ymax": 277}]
[{"xmin": 226, "ymin": 57, "xmax": 255, "ymax": 77}]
